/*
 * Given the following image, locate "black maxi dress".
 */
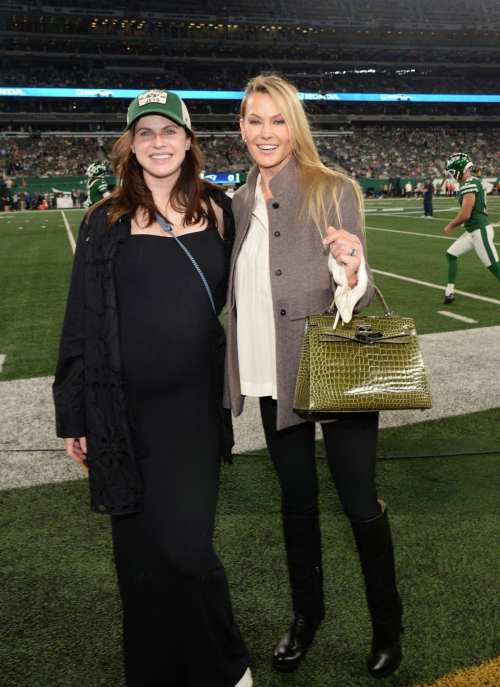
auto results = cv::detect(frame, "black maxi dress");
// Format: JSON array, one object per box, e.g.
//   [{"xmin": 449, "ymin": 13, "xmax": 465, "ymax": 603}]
[{"xmin": 111, "ymin": 223, "xmax": 250, "ymax": 687}]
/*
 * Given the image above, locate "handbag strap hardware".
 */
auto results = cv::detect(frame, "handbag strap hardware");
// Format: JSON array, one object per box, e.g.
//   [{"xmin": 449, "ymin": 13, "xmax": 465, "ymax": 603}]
[
  {"xmin": 154, "ymin": 213, "xmax": 216, "ymax": 315},
  {"xmin": 317, "ymin": 328, "xmax": 413, "ymax": 344}
]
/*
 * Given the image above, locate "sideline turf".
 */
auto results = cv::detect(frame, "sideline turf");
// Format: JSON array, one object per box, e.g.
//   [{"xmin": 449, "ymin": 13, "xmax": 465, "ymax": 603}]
[
  {"xmin": 418, "ymin": 657, "xmax": 500, "ymax": 687},
  {"xmin": 1, "ymin": 410, "xmax": 499, "ymax": 687},
  {"xmin": 2, "ymin": 204, "xmax": 500, "ymax": 381}
]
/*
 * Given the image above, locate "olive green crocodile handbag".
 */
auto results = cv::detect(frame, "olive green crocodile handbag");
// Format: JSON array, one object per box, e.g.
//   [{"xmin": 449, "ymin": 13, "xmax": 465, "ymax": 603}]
[{"xmin": 293, "ymin": 287, "xmax": 432, "ymax": 413}]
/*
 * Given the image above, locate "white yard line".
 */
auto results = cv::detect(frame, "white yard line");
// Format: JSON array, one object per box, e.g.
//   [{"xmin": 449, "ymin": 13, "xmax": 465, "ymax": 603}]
[
  {"xmin": 370, "ymin": 211, "xmax": 453, "ymax": 219},
  {"xmin": 0, "ymin": 355, "xmax": 5, "ymax": 373},
  {"xmin": 437, "ymin": 311, "xmax": 478, "ymax": 324},
  {"xmin": 61, "ymin": 210, "xmax": 76, "ymax": 254},
  {"xmin": 366, "ymin": 225, "xmax": 500, "ymax": 247},
  {"xmin": 371, "ymin": 269, "xmax": 500, "ymax": 305}
]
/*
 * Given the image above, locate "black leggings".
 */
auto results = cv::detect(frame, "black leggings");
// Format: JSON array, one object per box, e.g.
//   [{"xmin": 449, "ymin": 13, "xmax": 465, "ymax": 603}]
[{"xmin": 259, "ymin": 397, "xmax": 381, "ymax": 523}]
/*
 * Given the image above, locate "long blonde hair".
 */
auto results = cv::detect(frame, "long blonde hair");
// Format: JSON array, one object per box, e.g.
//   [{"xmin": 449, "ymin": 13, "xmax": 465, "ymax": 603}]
[{"xmin": 240, "ymin": 75, "xmax": 365, "ymax": 238}]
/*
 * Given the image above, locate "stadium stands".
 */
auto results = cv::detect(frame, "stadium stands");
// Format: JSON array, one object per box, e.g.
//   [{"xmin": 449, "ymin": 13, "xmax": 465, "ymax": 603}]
[
  {"xmin": 0, "ymin": 0, "xmax": 499, "ymax": 180},
  {"xmin": 2, "ymin": 62, "xmax": 495, "ymax": 96},
  {"xmin": 2, "ymin": 127, "xmax": 499, "ymax": 180}
]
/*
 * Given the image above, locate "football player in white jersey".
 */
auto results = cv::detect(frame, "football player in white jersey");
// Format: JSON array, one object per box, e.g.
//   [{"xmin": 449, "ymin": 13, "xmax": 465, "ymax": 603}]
[{"xmin": 443, "ymin": 153, "xmax": 500, "ymax": 305}]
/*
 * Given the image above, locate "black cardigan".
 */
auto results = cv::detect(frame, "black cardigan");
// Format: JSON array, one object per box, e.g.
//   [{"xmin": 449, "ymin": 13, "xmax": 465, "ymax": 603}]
[{"xmin": 53, "ymin": 184, "xmax": 235, "ymax": 515}]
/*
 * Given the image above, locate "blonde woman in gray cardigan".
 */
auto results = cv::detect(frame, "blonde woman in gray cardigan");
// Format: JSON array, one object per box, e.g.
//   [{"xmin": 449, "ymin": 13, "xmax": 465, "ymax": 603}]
[{"xmin": 224, "ymin": 75, "xmax": 403, "ymax": 679}]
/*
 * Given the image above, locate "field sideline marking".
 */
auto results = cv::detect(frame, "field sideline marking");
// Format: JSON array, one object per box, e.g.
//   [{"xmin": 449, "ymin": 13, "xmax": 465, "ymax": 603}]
[
  {"xmin": 437, "ymin": 311, "xmax": 478, "ymax": 323},
  {"xmin": 366, "ymin": 225, "xmax": 500, "ymax": 247},
  {"xmin": 61, "ymin": 211, "xmax": 76, "ymax": 254},
  {"xmin": 0, "ymin": 355, "xmax": 5, "ymax": 373},
  {"xmin": 365, "ymin": 208, "xmax": 455, "ymax": 215},
  {"xmin": 417, "ymin": 655, "xmax": 500, "ymax": 687},
  {"xmin": 371, "ymin": 269, "xmax": 500, "ymax": 305},
  {"xmin": 372, "ymin": 212, "xmax": 451, "ymax": 221}
]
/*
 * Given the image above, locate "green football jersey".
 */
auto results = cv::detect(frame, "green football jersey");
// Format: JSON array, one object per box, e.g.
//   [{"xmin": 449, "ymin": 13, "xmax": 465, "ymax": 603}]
[
  {"xmin": 458, "ymin": 176, "xmax": 488, "ymax": 232},
  {"xmin": 87, "ymin": 177, "xmax": 109, "ymax": 206}
]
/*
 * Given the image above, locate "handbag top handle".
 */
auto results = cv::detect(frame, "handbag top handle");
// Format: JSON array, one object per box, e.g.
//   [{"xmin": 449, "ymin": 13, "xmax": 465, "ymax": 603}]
[{"xmin": 328, "ymin": 286, "xmax": 392, "ymax": 317}]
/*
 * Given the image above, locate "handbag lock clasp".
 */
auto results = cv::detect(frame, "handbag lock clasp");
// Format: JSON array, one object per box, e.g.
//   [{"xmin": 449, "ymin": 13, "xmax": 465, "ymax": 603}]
[{"xmin": 355, "ymin": 332, "xmax": 383, "ymax": 344}]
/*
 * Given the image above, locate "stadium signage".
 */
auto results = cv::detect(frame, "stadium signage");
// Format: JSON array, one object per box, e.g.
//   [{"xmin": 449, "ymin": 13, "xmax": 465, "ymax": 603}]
[
  {"xmin": 298, "ymin": 93, "xmax": 341, "ymax": 100},
  {"xmin": 0, "ymin": 4, "xmax": 28, "ymax": 11},
  {"xmin": 42, "ymin": 6, "xmax": 124, "ymax": 16},
  {"xmin": 0, "ymin": 88, "xmax": 25, "ymax": 95},
  {"xmin": 395, "ymin": 22, "xmax": 461, "ymax": 29},
  {"xmin": 140, "ymin": 12, "xmax": 217, "ymax": 20},
  {"xmin": 201, "ymin": 173, "xmax": 240, "ymax": 184},
  {"xmin": 76, "ymin": 89, "xmax": 117, "ymax": 97},
  {"xmin": 2, "ymin": 89, "xmax": 500, "ymax": 104},
  {"xmin": 475, "ymin": 23, "xmax": 500, "ymax": 30},
  {"xmin": 311, "ymin": 19, "xmax": 380, "ymax": 27},
  {"xmin": 228, "ymin": 16, "xmax": 301, "ymax": 26}
]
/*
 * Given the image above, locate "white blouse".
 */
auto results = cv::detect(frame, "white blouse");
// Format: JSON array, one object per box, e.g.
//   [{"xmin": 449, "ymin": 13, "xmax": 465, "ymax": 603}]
[{"xmin": 234, "ymin": 176, "xmax": 367, "ymax": 399}]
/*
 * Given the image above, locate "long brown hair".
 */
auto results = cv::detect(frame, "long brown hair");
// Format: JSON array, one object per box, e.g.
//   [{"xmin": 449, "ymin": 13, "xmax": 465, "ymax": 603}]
[
  {"xmin": 240, "ymin": 75, "xmax": 365, "ymax": 239},
  {"xmin": 89, "ymin": 121, "xmax": 216, "ymax": 233}
]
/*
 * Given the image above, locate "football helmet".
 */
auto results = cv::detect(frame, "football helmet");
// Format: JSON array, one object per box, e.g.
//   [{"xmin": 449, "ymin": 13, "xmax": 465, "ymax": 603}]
[
  {"xmin": 445, "ymin": 153, "xmax": 472, "ymax": 181},
  {"xmin": 86, "ymin": 162, "xmax": 107, "ymax": 177}
]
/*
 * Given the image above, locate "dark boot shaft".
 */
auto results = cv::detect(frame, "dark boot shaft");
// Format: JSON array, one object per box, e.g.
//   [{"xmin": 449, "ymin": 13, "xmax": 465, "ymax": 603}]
[
  {"xmin": 350, "ymin": 508, "xmax": 400, "ymax": 624},
  {"xmin": 282, "ymin": 507, "xmax": 324, "ymax": 615}
]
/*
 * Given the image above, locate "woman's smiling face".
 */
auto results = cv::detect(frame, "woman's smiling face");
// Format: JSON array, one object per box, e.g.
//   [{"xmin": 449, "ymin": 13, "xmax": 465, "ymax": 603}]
[
  {"xmin": 132, "ymin": 114, "xmax": 191, "ymax": 182},
  {"xmin": 240, "ymin": 92, "xmax": 293, "ymax": 174}
]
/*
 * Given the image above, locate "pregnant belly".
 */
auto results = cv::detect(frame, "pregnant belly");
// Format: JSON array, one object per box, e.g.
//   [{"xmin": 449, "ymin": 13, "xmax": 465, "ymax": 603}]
[{"xmin": 119, "ymin": 313, "xmax": 213, "ymax": 392}]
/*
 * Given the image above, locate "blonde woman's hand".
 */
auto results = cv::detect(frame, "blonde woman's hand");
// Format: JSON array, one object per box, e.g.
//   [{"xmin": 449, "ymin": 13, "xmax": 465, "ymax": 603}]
[
  {"xmin": 322, "ymin": 226, "xmax": 361, "ymax": 287},
  {"xmin": 64, "ymin": 437, "xmax": 87, "ymax": 465}
]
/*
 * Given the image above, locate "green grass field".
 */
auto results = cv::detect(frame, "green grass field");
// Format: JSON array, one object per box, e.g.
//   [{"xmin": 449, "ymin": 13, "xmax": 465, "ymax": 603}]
[
  {"xmin": 1, "ymin": 411, "xmax": 499, "ymax": 687},
  {"xmin": 1, "ymin": 199, "xmax": 499, "ymax": 687},
  {"xmin": 1, "ymin": 198, "xmax": 499, "ymax": 381}
]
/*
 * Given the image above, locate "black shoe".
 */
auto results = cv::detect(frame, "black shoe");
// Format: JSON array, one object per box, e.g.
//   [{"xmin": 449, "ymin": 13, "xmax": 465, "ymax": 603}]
[
  {"xmin": 272, "ymin": 602, "xmax": 325, "ymax": 673},
  {"xmin": 368, "ymin": 598, "xmax": 404, "ymax": 678},
  {"xmin": 350, "ymin": 506, "xmax": 403, "ymax": 679},
  {"xmin": 443, "ymin": 294, "xmax": 455, "ymax": 305},
  {"xmin": 272, "ymin": 507, "xmax": 324, "ymax": 673}
]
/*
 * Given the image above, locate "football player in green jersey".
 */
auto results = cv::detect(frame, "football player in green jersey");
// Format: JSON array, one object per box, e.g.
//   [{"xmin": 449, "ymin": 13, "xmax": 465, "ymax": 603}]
[
  {"xmin": 443, "ymin": 153, "xmax": 500, "ymax": 305},
  {"xmin": 86, "ymin": 162, "xmax": 110, "ymax": 207}
]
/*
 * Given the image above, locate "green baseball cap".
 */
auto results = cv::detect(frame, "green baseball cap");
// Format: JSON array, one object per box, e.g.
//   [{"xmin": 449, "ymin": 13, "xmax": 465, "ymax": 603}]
[{"xmin": 126, "ymin": 90, "xmax": 192, "ymax": 131}]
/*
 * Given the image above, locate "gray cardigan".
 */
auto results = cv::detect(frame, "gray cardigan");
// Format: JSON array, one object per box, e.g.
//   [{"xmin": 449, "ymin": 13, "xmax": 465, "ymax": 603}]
[{"xmin": 223, "ymin": 156, "xmax": 375, "ymax": 430}]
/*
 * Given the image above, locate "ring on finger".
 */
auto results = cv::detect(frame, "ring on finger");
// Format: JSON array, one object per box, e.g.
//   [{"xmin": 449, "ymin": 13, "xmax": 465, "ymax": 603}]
[{"xmin": 349, "ymin": 247, "xmax": 357, "ymax": 257}]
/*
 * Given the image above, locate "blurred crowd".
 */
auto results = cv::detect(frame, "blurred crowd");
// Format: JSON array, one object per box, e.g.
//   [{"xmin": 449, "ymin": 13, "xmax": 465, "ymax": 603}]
[
  {"xmin": 1, "ymin": 59, "xmax": 496, "ymax": 99},
  {"xmin": 2, "ymin": 127, "xmax": 499, "ymax": 180},
  {"xmin": 1, "ymin": 61, "xmax": 185, "ymax": 90},
  {"xmin": 1, "ymin": 134, "xmax": 101, "ymax": 177},
  {"xmin": 330, "ymin": 126, "xmax": 500, "ymax": 178},
  {"xmin": 4, "ymin": 0, "xmax": 499, "ymax": 21}
]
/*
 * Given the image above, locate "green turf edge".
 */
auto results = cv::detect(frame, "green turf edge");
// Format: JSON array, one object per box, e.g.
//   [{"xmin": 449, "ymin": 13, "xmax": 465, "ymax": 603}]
[{"xmin": 1, "ymin": 409, "xmax": 499, "ymax": 687}]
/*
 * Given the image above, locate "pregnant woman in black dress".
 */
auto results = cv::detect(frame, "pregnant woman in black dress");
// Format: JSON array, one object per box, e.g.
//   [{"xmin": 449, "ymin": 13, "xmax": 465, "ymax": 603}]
[{"xmin": 53, "ymin": 91, "xmax": 251, "ymax": 687}]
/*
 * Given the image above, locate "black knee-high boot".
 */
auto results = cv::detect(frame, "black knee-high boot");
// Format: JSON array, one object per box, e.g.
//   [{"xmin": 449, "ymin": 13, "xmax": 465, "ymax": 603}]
[
  {"xmin": 350, "ymin": 504, "xmax": 403, "ymax": 679},
  {"xmin": 272, "ymin": 506, "xmax": 325, "ymax": 673}
]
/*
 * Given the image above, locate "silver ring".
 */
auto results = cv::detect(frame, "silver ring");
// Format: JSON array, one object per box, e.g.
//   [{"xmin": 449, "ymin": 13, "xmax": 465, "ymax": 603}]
[{"xmin": 349, "ymin": 247, "xmax": 357, "ymax": 257}]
